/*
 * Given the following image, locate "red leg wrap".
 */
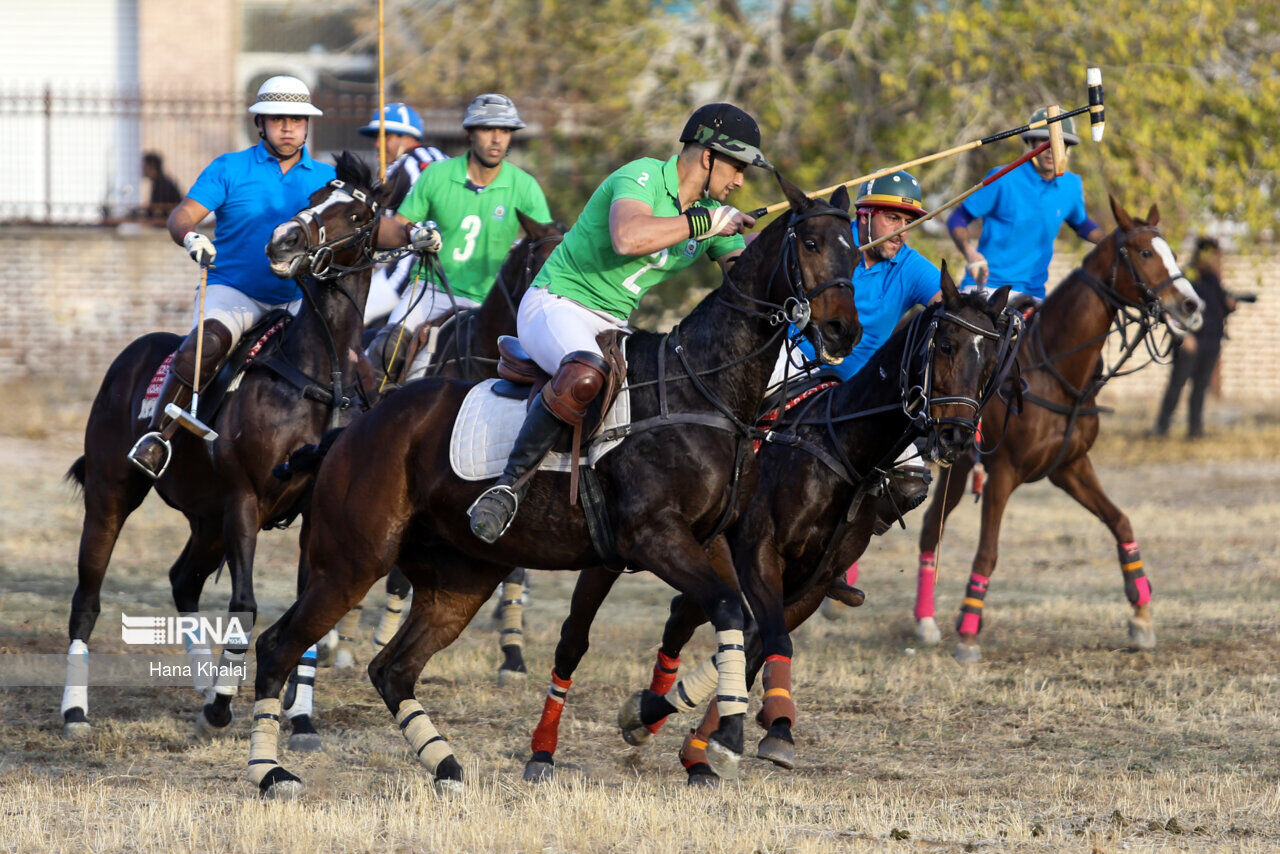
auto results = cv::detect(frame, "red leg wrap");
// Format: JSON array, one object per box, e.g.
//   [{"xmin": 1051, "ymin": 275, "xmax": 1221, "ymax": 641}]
[
  {"xmin": 530, "ymin": 669, "xmax": 572, "ymax": 756},
  {"xmin": 644, "ymin": 650, "xmax": 680, "ymax": 734}
]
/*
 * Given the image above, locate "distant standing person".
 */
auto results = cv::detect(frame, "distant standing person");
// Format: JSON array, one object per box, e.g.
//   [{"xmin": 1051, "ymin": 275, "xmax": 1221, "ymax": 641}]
[
  {"xmin": 1153, "ymin": 237, "xmax": 1238, "ymax": 439},
  {"xmin": 141, "ymin": 152, "xmax": 183, "ymax": 222}
]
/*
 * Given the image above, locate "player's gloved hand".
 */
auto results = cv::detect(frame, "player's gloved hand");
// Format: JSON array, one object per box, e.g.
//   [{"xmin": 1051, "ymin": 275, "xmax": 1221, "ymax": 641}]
[
  {"xmin": 965, "ymin": 253, "xmax": 989, "ymax": 286},
  {"xmin": 686, "ymin": 205, "xmax": 756, "ymax": 241},
  {"xmin": 409, "ymin": 221, "xmax": 443, "ymax": 254},
  {"xmin": 182, "ymin": 231, "xmax": 216, "ymax": 267}
]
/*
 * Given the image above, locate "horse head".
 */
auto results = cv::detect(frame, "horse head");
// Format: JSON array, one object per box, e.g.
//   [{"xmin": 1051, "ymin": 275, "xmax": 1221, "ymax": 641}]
[
  {"xmin": 267, "ymin": 151, "xmax": 411, "ymax": 281},
  {"xmin": 911, "ymin": 262, "xmax": 1017, "ymax": 465},
  {"xmin": 1100, "ymin": 196, "xmax": 1204, "ymax": 333},
  {"xmin": 742, "ymin": 174, "xmax": 861, "ymax": 364}
]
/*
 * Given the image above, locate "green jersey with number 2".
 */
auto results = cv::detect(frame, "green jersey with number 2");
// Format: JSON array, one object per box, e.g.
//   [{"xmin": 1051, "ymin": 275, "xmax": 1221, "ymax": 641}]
[
  {"xmin": 531, "ymin": 155, "xmax": 744, "ymax": 320},
  {"xmin": 397, "ymin": 154, "xmax": 551, "ymax": 304}
]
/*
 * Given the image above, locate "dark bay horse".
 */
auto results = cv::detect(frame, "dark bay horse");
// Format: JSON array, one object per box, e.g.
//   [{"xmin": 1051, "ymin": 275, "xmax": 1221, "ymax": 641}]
[
  {"xmin": 911, "ymin": 197, "xmax": 1205, "ymax": 662},
  {"xmin": 523, "ymin": 268, "xmax": 1019, "ymax": 785},
  {"xmin": 245, "ymin": 175, "xmax": 862, "ymax": 799},
  {"xmin": 61, "ymin": 153, "xmax": 408, "ymax": 741}
]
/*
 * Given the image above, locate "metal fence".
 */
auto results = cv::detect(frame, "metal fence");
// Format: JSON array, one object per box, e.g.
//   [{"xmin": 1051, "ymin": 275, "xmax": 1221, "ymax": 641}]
[{"xmin": 0, "ymin": 87, "xmax": 472, "ymax": 225}]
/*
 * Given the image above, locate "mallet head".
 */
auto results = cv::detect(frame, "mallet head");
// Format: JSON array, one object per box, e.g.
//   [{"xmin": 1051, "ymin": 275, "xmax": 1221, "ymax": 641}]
[{"xmin": 1087, "ymin": 67, "xmax": 1105, "ymax": 142}]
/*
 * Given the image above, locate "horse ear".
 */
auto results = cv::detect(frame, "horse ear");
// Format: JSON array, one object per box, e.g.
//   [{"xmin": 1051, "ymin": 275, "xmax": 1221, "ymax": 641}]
[
  {"xmin": 987, "ymin": 284, "xmax": 1011, "ymax": 316},
  {"xmin": 776, "ymin": 172, "xmax": 813, "ymax": 212},
  {"xmin": 939, "ymin": 259, "xmax": 961, "ymax": 308},
  {"xmin": 1109, "ymin": 194, "xmax": 1134, "ymax": 231},
  {"xmin": 829, "ymin": 185, "xmax": 850, "ymax": 212},
  {"xmin": 515, "ymin": 208, "xmax": 547, "ymax": 240},
  {"xmin": 377, "ymin": 165, "xmax": 412, "ymax": 210},
  {"xmin": 1146, "ymin": 203, "xmax": 1160, "ymax": 226}
]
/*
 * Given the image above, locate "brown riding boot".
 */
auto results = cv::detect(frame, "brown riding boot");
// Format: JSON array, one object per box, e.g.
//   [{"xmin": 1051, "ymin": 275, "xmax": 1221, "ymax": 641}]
[
  {"xmin": 364, "ymin": 324, "xmax": 409, "ymax": 390},
  {"xmin": 128, "ymin": 321, "xmax": 232, "ymax": 479}
]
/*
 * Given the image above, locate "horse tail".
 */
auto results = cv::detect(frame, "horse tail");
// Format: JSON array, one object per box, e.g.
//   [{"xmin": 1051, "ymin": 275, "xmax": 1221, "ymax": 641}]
[
  {"xmin": 65, "ymin": 456, "xmax": 87, "ymax": 490},
  {"xmin": 272, "ymin": 428, "xmax": 346, "ymax": 481}
]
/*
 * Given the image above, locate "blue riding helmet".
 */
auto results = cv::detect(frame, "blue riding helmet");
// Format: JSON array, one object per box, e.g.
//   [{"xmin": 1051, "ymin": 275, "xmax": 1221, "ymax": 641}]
[{"xmin": 358, "ymin": 103, "xmax": 424, "ymax": 140}]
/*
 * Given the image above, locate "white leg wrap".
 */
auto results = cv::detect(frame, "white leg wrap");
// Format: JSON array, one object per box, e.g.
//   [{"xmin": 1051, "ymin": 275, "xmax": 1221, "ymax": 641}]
[
  {"xmin": 184, "ymin": 637, "xmax": 214, "ymax": 694},
  {"xmin": 61, "ymin": 640, "xmax": 89, "ymax": 716},
  {"xmin": 211, "ymin": 649, "xmax": 246, "ymax": 698},
  {"xmin": 713, "ymin": 630, "xmax": 749, "ymax": 717},
  {"xmin": 245, "ymin": 698, "xmax": 282, "ymax": 785},
  {"xmin": 373, "ymin": 594, "xmax": 406, "ymax": 651},
  {"xmin": 664, "ymin": 653, "xmax": 719, "ymax": 714},
  {"xmin": 283, "ymin": 646, "xmax": 317, "ymax": 720},
  {"xmin": 499, "ymin": 581, "xmax": 525, "ymax": 650},
  {"xmin": 335, "ymin": 608, "xmax": 362, "ymax": 667},
  {"xmin": 395, "ymin": 699, "xmax": 454, "ymax": 774}
]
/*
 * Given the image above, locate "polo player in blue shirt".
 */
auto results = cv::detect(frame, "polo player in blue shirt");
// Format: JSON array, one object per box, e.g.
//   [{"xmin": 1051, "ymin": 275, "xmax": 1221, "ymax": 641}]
[
  {"xmin": 948, "ymin": 109, "xmax": 1105, "ymax": 301},
  {"xmin": 128, "ymin": 75, "xmax": 337, "ymax": 479}
]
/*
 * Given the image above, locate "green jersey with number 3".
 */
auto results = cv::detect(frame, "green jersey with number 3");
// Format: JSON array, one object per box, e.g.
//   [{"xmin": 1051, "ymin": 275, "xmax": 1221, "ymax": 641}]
[
  {"xmin": 531, "ymin": 155, "xmax": 744, "ymax": 320},
  {"xmin": 397, "ymin": 154, "xmax": 551, "ymax": 303}
]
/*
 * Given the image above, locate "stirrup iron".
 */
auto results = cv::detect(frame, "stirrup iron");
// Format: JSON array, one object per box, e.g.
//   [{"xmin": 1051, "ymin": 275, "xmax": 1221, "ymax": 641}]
[
  {"xmin": 127, "ymin": 431, "xmax": 173, "ymax": 480},
  {"xmin": 467, "ymin": 484, "xmax": 520, "ymax": 543}
]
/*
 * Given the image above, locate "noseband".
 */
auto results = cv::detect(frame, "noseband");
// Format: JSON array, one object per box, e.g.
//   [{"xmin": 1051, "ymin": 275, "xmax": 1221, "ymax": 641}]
[{"xmin": 1081, "ymin": 226, "xmax": 1183, "ymax": 319}]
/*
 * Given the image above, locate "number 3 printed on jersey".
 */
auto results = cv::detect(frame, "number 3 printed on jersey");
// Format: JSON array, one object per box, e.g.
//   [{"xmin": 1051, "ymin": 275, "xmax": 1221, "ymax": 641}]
[{"xmin": 452, "ymin": 214, "xmax": 482, "ymax": 262}]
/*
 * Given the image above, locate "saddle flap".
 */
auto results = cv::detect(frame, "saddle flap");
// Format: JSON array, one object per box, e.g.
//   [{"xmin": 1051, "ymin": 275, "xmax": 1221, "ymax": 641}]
[{"xmin": 497, "ymin": 335, "xmax": 547, "ymax": 385}]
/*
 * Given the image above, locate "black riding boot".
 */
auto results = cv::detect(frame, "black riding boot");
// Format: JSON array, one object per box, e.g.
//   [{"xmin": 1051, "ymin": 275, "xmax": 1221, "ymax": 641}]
[
  {"xmin": 873, "ymin": 464, "xmax": 932, "ymax": 535},
  {"xmin": 468, "ymin": 396, "xmax": 570, "ymax": 544}
]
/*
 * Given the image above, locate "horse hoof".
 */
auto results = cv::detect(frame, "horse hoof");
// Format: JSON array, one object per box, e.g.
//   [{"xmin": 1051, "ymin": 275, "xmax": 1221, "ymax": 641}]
[
  {"xmin": 523, "ymin": 759, "xmax": 554, "ymax": 783},
  {"xmin": 953, "ymin": 642, "xmax": 982, "ymax": 664},
  {"xmin": 497, "ymin": 668, "xmax": 528, "ymax": 688},
  {"xmin": 434, "ymin": 778, "xmax": 465, "ymax": 796},
  {"xmin": 288, "ymin": 732, "xmax": 324, "ymax": 753},
  {"xmin": 62, "ymin": 720, "xmax": 91, "ymax": 740},
  {"xmin": 756, "ymin": 734, "xmax": 796, "ymax": 770},
  {"xmin": 259, "ymin": 766, "xmax": 303, "ymax": 801},
  {"xmin": 687, "ymin": 769, "xmax": 720, "ymax": 788},
  {"xmin": 333, "ymin": 649, "xmax": 357, "ymax": 670},
  {"xmin": 705, "ymin": 738, "xmax": 742, "ymax": 781},
  {"xmin": 616, "ymin": 691, "xmax": 653, "ymax": 746},
  {"xmin": 915, "ymin": 617, "xmax": 941, "ymax": 646},
  {"xmin": 1128, "ymin": 619, "xmax": 1157, "ymax": 650}
]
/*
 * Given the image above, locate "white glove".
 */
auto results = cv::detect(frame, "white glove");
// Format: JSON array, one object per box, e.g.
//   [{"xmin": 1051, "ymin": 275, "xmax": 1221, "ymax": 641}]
[
  {"xmin": 701, "ymin": 205, "xmax": 754, "ymax": 241},
  {"xmin": 183, "ymin": 231, "xmax": 216, "ymax": 267},
  {"xmin": 409, "ymin": 221, "xmax": 442, "ymax": 254},
  {"xmin": 965, "ymin": 253, "xmax": 989, "ymax": 286}
]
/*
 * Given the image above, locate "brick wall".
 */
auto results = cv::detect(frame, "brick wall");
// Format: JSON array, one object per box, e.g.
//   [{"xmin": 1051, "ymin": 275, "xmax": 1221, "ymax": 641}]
[{"xmin": 0, "ymin": 227, "xmax": 1276, "ymax": 404}]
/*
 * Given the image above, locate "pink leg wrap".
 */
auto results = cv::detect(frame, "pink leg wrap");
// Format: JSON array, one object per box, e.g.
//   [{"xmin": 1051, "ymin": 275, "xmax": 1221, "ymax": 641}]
[
  {"xmin": 913, "ymin": 552, "xmax": 937, "ymax": 620},
  {"xmin": 844, "ymin": 561, "xmax": 859, "ymax": 586},
  {"xmin": 1117, "ymin": 541, "xmax": 1152, "ymax": 607},
  {"xmin": 957, "ymin": 611, "xmax": 982, "ymax": 635},
  {"xmin": 955, "ymin": 572, "xmax": 989, "ymax": 636}
]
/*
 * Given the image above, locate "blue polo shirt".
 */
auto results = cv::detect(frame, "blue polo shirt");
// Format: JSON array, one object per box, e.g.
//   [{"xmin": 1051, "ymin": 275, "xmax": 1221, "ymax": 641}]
[
  {"xmin": 187, "ymin": 142, "xmax": 337, "ymax": 304},
  {"xmin": 793, "ymin": 241, "xmax": 939, "ymax": 381},
  {"xmin": 958, "ymin": 161, "xmax": 1087, "ymax": 298}
]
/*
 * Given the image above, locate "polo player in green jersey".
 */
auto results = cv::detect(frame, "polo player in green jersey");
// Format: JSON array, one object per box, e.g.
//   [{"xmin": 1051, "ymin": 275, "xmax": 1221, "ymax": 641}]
[{"xmin": 467, "ymin": 103, "xmax": 770, "ymax": 543}]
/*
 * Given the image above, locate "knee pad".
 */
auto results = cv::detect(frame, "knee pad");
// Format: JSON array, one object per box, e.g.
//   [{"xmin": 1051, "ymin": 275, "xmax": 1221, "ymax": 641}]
[
  {"xmin": 540, "ymin": 351, "xmax": 609, "ymax": 425},
  {"xmin": 173, "ymin": 320, "xmax": 233, "ymax": 390}
]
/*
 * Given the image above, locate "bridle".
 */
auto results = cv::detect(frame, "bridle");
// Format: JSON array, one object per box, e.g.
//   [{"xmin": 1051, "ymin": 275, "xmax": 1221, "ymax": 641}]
[
  {"xmin": 1080, "ymin": 226, "xmax": 1184, "ymax": 319},
  {"xmin": 286, "ymin": 180, "xmax": 382, "ymax": 281}
]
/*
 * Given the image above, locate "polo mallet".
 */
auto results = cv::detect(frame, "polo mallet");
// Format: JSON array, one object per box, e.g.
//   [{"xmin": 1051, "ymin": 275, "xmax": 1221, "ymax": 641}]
[
  {"xmin": 858, "ymin": 140, "xmax": 1050, "ymax": 253},
  {"xmin": 747, "ymin": 67, "xmax": 1106, "ymax": 219},
  {"xmin": 165, "ymin": 262, "xmax": 219, "ymax": 441}
]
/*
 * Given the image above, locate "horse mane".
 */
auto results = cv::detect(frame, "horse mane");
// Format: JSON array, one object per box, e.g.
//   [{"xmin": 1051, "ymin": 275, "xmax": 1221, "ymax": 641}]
[{"xmin": 333, "ymin": 150, "xmax": 375, "ymax": 195}]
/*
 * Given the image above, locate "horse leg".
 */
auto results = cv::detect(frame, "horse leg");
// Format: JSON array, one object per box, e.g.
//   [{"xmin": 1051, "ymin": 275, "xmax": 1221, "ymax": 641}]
[
  {"xmin": 496, "ymin": 567, "xmax": 530, "ymax": 686},
  {"xmin": 739, "ymin": 541, "xmax": 798, "ymax": 771},
  {"xmin": 282, "ymin": 514, "xmax": 323, "ymax": 753},
  {"xmin": 523, "ymin": 567, "xmax": 618, "ymax": 783},
  {"xmin": 168, "ymin": 518, "xmax": 225, "ymax": 696},
  {"xmin": 915, "ymin": 455, "xmax": 973, "ymax": 645},
  {"xmin": 368, "ymin": 554, "xmax": 511, "ymax": 794},
  {"xmin": 63, "ymin": 464, "xmax": 150, "ymax": 738},
  {"xmin": 372, "ymin": 566, "xmax": 411, "ymax": 657},
  {"xmin": 197, "ymin": 493, "xmax": 259, "ymax": 737},
  {"xmin": 954, "ymin": 465, "xmax": 1017, "ymax": 664},
  {"xmin": 1048, "ymin": 454, "xmax": 1154, "ymax": 649}
]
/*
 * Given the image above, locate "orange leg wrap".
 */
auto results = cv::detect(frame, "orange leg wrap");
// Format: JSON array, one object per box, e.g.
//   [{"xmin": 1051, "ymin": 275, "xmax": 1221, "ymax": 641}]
[
  {"xmin": 755, "ymin": 655, "xmax": 797, "ymax": 729},
  {"xmin": 530, "ymin": 670, "xmax": 572, "ymax": 756},
  {"xmin": 644, "ymin": 650, "xmax": 680, "ymax": 734},
  {"xmin": 679, "ymin": 701, "xmax": 721, "ymax": 770}
]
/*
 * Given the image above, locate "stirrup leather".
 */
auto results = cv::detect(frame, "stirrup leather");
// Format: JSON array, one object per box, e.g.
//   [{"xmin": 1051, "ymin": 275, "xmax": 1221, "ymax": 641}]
[
  {"xmin": 467, "ymin": 484, "xmax": 521, "ymax": 541},
  {"xmin": 127, "ymin": 431, "xmax": 173, "ymax": 480}
]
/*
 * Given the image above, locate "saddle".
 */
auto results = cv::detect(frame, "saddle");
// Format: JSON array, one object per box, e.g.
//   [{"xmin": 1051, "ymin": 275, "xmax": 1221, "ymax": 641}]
[{"xmin": 396, "ymin": 309, "xmax": 462, "ymax": 383}]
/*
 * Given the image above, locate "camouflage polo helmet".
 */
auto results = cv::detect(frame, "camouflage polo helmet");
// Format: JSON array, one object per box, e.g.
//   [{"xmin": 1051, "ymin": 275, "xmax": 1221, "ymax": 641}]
[
  {"xmin": 1021, "ymin": 107, "xmax": 1080, "ymax": 146},
  {"xmin": 679, "ymin": 103, "xmax": 773, "ymax": 170},
  {"xmin": 856, "ymin": 170, "xmax": 926, "ymax": 218}
]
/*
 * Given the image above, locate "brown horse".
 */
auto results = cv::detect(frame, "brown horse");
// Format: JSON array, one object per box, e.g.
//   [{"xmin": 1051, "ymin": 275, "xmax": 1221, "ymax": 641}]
[
  {"xmin": 60, "ymin": 153, "xmax": 408, "ymax": 742},
  {"xmin": 910, "ymin": 197, "xmax": 1205, "ymax": 662},
  {"xmin": 245, "ymin": 175, "xmax": 862, "ymax": 799},
  {"xmin": 522, "ymin": 268, "xmax": 1021, "ymax": 785}
]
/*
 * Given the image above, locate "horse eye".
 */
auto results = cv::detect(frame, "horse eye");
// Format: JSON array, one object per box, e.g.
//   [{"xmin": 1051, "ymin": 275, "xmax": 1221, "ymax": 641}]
[
  {"xmin": 1141, "ymin": 249, "xmax": 1153, "ymax": 258},
  {"xmin": 803, "ymin": 238, "xmax": 819, "ymax": 252},
  {"xmin": 938, "ymin": 340, "xmax": 955, "ymax": 356}
]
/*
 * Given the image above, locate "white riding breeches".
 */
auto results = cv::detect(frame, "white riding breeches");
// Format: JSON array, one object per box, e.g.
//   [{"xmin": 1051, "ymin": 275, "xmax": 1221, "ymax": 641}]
[
  {"xmin": 766, "ymin": 343, "xmax": 818, "ymax": 394},
  {"xmin": 960, "ymin": 283, "xmax": 1042, "ymax": 306},
  {"xmin": 388, "ymin": 280, "xmax": 480, "ymax": 330},
  {"xmin": 199, "ymin": 285, "xmax": 301, "ymax": 348},
  {"xmin": 516, "ymin": 286, "xmax": 629, "ymax": 375},
  {"xmin": 364, "ymin": 253, "xmax": 417, "ymax": 324}
]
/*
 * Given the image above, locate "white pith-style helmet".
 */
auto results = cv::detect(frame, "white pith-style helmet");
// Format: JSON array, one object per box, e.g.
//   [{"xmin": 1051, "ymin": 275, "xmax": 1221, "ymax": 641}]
[{"xmin": 248, "ymin": 76, "xmax": 323, "ymax": 117}]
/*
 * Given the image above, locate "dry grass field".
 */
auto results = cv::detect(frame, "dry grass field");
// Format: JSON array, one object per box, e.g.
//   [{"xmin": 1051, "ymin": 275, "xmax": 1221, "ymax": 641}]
[{"xmin": 0, "ymin": 381, "xmax": 1277, "ymax": 852}]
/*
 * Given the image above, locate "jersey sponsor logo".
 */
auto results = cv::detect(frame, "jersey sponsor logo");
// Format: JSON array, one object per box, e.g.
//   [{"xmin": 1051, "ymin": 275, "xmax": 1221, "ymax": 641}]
[
  {"xmin": 492, "ymin": 204, "xmax": 506, "ymax": 220},
  {"xmin": 683, "ymin": 239, "xmax": 698, "ymax": 258}
]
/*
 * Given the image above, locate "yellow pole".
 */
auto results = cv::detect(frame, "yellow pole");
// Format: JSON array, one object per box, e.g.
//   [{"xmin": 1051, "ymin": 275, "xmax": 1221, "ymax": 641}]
[{"xmin": 377, "ymin": 0, "xmax": 387, "ymax": 178}]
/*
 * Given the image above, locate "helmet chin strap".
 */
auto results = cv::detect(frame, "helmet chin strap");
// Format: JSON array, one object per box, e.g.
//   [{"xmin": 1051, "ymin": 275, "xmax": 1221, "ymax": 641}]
[
  {"xmin": 256, "ymin": 117, "xmax": 305, "ymax": 161},
  {"xmin": 702, "ymin": 149, "xmax": 717, "ymax": 198}
]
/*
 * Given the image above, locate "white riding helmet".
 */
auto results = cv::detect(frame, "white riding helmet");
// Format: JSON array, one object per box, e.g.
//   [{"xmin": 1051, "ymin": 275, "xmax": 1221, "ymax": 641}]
[
  {"xmin": 461, "ymin": 93, "xmax": 525, "ymax": 130},
  {"xmin": 248, "ymin": 76, "xmax": 323, "ymax": 117}
]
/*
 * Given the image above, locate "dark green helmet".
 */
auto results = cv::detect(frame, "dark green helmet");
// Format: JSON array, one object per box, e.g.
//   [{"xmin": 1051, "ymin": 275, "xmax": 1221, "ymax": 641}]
[
  {"xmin": 1022, "ymin": 108, "xmax": 1080, "ymax": 146},
  {"xmin": 680, "ymin": 103, "xmax": 773, "ymax": 170},
  {"xmin": 856, "ymin": 170, "xmax": 926, "ymax": 218}
]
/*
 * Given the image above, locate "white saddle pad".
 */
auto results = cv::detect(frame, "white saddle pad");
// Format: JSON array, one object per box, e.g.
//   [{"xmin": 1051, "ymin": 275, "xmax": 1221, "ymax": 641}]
[{"xmin": 450, "ymin": 377, "xmax": 631, "ymax": 481}]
